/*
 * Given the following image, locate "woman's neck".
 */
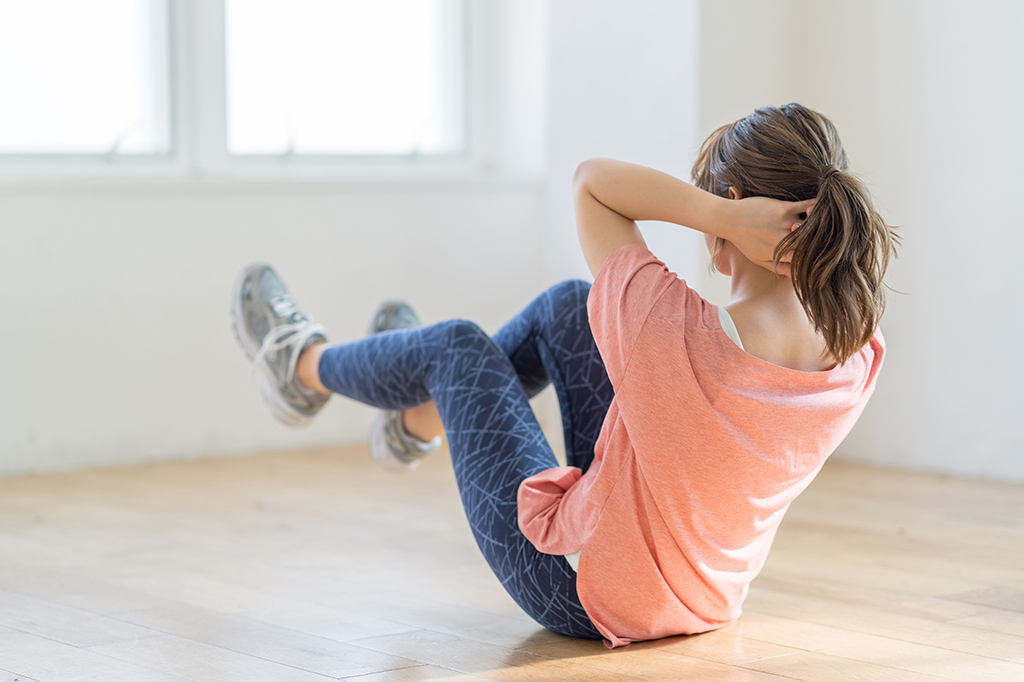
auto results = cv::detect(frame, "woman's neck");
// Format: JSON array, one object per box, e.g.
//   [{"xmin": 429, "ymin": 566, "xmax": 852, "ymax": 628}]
[
  {"xmin": 723, "ymin": 257, "xmax": 834, "ymax": 372},
  {"xmin": 726, "ymin": 258, "xmax": 801, "ymax": 312}
]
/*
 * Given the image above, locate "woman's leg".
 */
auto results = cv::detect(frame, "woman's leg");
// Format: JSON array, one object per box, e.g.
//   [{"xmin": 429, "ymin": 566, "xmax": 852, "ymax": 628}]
[
  {"xmin": 313, "ymin": 320, "xmax": 601, "ymax": 638},
  {"xmin": 338, "ymin": 279, "xmax": 615, "ymax": 468},
  {"xmin": 492, "ymin": 280, "xmax": 614, "ymax": 472}
]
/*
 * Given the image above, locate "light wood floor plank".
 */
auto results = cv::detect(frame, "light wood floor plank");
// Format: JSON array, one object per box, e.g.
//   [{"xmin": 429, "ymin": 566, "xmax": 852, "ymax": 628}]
[
  {"xmin": 103, "ymin": 603, "xmax": 429, "ymax": 678},
  {"xmin": 0, "ymin": 588, "xmax": 168, "ymax": 649},
  {"xmin": 519, "ymin": 637, "xmax": 798, "ymax": 681},
  {"xmin": 350, "ymin": 628, "xmax": 633, "ymax": 681},
  {"xmin": 745, "ymin": 586, "xmax": 1024, "ymax": 661},
  {"xmin": 634, "ymin": 632, "xmax": 806, "ymax": 666},
  {"xmin": 740, "ymin": 651, "xmax": 956, "ymax": 682},
  {"xmin": 0, "ymin": 668, "xmax": 44, "ymax": 682},
  {"xmin": 720, "ymin": 611, "xmax": 885, "ymax": 651},
  {"xmin": 947, "ymin": 609, "xmax": 1024, "ymax": 638},
  {"xmin": 946, "ymin": 587, "xmax": 1024, "ymax": 613},
  {"xmin": 343, "ymin": 664, "xmax": 492, "ymax": 681},
  {"xmin": 86, "ymin": 632, "xmax": 347, "ymax": 682},
  {"xmin": 812, "ymin": 630, "xmax": 1024, "ymax": 681},
  {"xmin": 0, "ymin": 626, "xmax": 192, "ymax": 682}
]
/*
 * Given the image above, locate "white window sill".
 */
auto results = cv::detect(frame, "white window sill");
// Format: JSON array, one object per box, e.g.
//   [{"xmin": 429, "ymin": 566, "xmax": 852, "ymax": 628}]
[{"xmin": 0, "ymin": 162, "xmax": 544, "ymax": 194}]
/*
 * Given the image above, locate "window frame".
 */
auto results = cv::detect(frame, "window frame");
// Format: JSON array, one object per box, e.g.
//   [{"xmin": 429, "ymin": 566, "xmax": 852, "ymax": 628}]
[
  {"xmin": 0, "ymin": 0, "xmax": 176, "ymax": 171},
  {"xmin": 0, "ymin": 0, "xmax": 479, "ymax": 182}
]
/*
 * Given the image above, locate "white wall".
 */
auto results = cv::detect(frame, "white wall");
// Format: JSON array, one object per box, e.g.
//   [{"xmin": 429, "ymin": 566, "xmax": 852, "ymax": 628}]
[
  {"xmin": 0, "ymin": 181, "xmax": 544, "ymax": 476},
  {"xmin": 696, "ymin": 0, "xmax": 804, "ymax": 306},
  {"xmin": 701, "ymin": 0, "xmax": 1024, "ymax": 481},
  {"xmin": 543, "ymin": 0, "xmax": 702, "ymax": 286}
]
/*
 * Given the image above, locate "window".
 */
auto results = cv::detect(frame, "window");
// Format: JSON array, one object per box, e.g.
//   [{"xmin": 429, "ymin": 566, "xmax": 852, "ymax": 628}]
[
  {"xmin": 225, "ymin": 0, "xmax": 464, "ymax": 157},
  {"xmin": 0, "ymin": 0, "xmax": 170, "ymax": 155},
  {"xmin": 0, "ymin": 0, "xmax": 467, "ymax": 171}
]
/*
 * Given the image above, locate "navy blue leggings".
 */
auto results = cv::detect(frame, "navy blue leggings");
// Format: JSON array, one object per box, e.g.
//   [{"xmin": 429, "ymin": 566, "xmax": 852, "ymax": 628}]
[{"xmin": 318, "ymin": 280, "xmax": 613, "ymax": 638}]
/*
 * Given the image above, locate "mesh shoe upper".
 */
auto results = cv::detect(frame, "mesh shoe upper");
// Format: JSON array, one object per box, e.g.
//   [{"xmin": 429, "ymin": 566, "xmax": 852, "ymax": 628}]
[
  {"xmin": 368, "ymin": 300, "xmax": 422, "ymax": 335},
  {"xmin": 233, "ymin": 264, "xmax": 329, "ymax": 426}
]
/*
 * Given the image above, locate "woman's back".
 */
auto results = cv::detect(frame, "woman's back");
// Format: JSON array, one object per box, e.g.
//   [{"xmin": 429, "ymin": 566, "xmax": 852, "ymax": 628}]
[{"xmin": 519, "ymin": 243, "xmax": 886, "ymax": 646}]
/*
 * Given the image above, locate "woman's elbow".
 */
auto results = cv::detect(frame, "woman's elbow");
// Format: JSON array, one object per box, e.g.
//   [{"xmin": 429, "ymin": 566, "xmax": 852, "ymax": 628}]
[{"xmin": 572, "ymin": 158, "xmax": 604, "ymax": 195}]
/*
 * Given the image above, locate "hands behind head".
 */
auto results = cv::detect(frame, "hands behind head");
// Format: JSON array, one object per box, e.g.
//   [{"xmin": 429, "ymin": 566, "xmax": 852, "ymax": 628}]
[{"xmin": 719, "ymin": 197, "xmax": 815, "ymax": 277}]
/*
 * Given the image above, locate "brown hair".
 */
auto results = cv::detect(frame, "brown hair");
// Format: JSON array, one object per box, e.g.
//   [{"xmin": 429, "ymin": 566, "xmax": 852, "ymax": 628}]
[{"xmin": 692, "ymin": 103, "xmax": 898, "ymax": 364}]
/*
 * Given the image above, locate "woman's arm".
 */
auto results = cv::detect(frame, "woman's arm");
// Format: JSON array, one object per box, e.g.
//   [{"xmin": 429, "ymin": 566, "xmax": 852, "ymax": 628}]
[{"xmin": 572, "ymin": 158, "xmax": 813, "ymax": 278}]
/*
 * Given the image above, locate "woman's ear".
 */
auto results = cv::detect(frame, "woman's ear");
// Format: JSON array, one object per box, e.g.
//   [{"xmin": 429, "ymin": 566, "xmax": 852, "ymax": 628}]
[{"xmin": 727, "ymin": 187, "xmax": 741, "ymax": 201}]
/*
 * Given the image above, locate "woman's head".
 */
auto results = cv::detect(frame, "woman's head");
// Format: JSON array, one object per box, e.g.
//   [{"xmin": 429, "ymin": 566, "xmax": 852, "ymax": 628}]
[{"xmin": 692, "ymin": 103, "xmax": 898, "ymax": 364}]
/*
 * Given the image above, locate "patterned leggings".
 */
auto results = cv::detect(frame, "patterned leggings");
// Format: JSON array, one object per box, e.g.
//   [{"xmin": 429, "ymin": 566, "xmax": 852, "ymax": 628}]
[{"xmin": 318, "ymin": 280, "xmax": 613, "ymax": 638}]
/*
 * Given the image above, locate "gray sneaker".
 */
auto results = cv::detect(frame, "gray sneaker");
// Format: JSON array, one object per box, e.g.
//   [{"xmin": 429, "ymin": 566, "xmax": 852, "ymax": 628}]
[
  {"xmin": 367, "ymin": 301, "xmax": 441, "ymax": 471},
  {"xmin": 367, "ymin": 299, "xmax": 423, "ymax": 337},
  {"xmin": 232, "ymin": 263, "xmax": 330, "ymax": 427}
]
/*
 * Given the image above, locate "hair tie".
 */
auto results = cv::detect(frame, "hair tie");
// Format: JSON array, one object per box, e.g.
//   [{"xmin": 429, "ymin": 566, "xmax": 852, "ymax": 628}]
[{"xmin": 824, "ymin": 166, "xmax": 842, "ymax": 181}]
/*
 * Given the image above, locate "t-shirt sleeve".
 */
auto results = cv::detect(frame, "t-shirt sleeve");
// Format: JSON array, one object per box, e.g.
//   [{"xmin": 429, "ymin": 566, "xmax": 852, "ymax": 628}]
[
  {"xmin": 587, "ymin": 243, "xmax": 678, "ymax": 386},
  {"xmin": 517, "ymin": 466, "xmax": 588, "ymax": 555}
]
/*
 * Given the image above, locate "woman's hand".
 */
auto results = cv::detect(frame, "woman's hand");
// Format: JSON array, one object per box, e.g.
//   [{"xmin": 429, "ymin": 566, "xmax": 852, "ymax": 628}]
[{"xmin": 717, "ymin": 196, "xmax": 815, "ymax": 277}]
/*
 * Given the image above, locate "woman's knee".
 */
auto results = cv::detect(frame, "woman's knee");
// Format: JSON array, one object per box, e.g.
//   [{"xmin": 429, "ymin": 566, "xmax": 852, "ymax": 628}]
[
  {"xmin": 539, "ymin": 280, "xmax": 591, "ymax": 331},
  {"xmin": 549, "ymin": 279, "xmax": 591, "ymax": 303},
  {"xmin": 439, "ymin": 318, "xmax": 493, "ymax": 349}
]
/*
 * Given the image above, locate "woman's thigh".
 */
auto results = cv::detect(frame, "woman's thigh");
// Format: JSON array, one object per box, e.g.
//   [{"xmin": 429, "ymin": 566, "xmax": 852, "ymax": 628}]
[{"xmin": 492, "ymin": 280, "xmax": 614, "ymax": 472}]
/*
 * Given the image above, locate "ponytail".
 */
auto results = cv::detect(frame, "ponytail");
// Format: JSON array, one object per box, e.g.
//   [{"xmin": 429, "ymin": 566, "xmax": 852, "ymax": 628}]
[{"xmin": 773, "ymin": 169, "xmax": 897, "ymax": 364}]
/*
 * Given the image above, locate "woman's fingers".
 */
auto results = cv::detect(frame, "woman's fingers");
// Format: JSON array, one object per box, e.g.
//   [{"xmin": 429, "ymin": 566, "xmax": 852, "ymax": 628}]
[
  {"xmin": 789, "ymin": 202, "xmax": 814, "ymax": 222},
  {"xmin": 754, "ymin": 199, "xmax": 808, "ymax": 277},
  {"xmin": 756, "ymin": 257, "xmax": 792, "ymax": 278},
  {"xmin": 734, "ymin": 196, "xmax": 809, "ymax": 276},
  {"xmin": 773, "ymin": 250, "xmax": 795, "ymax": 278}
]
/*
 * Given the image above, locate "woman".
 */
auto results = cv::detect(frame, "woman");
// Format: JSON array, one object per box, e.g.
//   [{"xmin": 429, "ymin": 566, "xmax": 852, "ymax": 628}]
[{"xmin": 232, "ymin": 104, "xmax": 897, "ymax": 646}]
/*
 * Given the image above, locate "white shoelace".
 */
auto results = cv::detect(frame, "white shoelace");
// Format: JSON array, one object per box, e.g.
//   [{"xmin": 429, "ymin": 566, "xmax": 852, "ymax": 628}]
[{"xmin": 253, "ymin": 319, "xmax": 326, "ymax": 389}]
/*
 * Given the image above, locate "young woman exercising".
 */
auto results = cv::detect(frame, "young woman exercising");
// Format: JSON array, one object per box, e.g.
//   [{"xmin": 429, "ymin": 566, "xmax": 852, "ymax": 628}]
[{"xmin": 233, "ymin": 103, "xmax": 897, "ymax": 646}]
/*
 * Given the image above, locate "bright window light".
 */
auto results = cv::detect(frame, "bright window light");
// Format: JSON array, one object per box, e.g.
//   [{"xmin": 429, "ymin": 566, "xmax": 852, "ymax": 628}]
[
  {"xmin": 0, "ymin": 0, "xmax": 170, "ymax": 155},
  {"xmin": 225, "ymin": 0, "xmax": 464, "ymax": 156}
]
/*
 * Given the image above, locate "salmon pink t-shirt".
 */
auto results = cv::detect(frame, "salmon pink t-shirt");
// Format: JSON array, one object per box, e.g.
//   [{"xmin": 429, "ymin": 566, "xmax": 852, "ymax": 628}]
[{"xmin": 517, "ymin": 243, "xmax": 885, "ymax": 647}]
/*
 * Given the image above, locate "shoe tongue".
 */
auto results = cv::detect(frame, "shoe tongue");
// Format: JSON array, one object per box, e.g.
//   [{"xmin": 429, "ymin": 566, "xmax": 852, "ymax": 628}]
[
  {"xmin": 270, "ymin": 296, "xmax": 302, "ymax": 320},
  {"xmin": 258, "ymin": 272, "xmax": 304, "ymax": 322}
]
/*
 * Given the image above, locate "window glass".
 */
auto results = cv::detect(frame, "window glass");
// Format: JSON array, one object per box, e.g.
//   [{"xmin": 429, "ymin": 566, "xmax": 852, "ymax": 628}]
[
  {"xmin": 0, "ymin": 0, "xmax": 170, "ymax": 155},
  {"xmin": 225, "ymin": 0, "xmax": 463, "ymax": 156}
]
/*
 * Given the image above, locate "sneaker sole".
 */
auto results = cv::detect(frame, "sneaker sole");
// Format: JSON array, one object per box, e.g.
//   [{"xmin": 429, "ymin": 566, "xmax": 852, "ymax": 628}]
[
  {"xmin": 262, "ymin": 380, "xmax": 313, "ymax": 427},
  {"xmin": 232, "ymin": 263, "xmax": 266, "ymax": 360},
  {"xmin": 369, "ymin": 411, "xmax": 422, "ymax": 471}
]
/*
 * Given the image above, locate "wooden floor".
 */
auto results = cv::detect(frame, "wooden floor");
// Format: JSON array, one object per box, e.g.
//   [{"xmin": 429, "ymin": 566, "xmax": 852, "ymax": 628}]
[{"xmin": 1, "ymin": 446, "xmax": 1023, "ymax": 682}]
